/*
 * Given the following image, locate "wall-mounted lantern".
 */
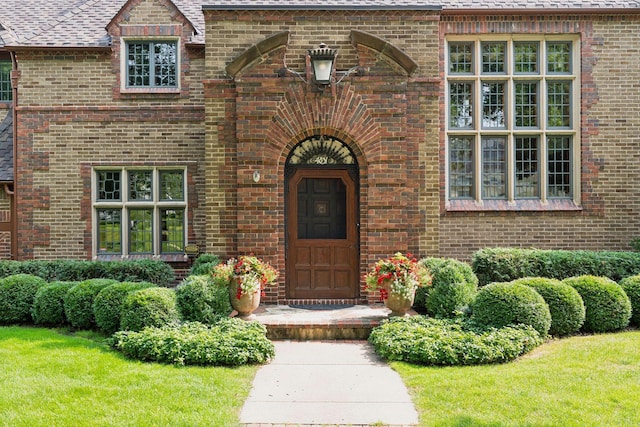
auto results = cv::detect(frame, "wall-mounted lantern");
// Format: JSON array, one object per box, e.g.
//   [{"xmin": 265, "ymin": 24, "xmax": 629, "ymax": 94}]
[
  {"xmin": 308, "ymin": 43, "xmax": 337, "ymax": 85},
  {"xmin": 278, "ymin": 42, "xmax": 360, "ymax": 89}
]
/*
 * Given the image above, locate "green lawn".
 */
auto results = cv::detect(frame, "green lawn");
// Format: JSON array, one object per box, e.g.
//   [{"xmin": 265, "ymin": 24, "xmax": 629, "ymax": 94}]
[
  {"xmin": 0, "ymin": 327, "xmax": 255, "ymax": 427},
  {"xmin": 2, "ymin": 327, "xmax": 639, "ymax": 427},
  {"xmin": 395, "ymin": 330, "xmax": 640, "ymax": 427}
]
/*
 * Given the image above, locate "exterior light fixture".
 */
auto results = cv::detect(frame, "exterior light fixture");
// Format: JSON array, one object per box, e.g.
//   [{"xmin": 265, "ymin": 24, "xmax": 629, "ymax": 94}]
[{"xmin": 308, "ymin": 43, "xmax": 337, "ymax": 85}]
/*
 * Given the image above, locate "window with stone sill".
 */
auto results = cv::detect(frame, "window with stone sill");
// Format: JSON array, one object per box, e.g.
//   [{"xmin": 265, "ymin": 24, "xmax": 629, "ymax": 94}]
[
  {"xmin": 93, "ymin": 167, "xmax": 186, "ymax": 256},
  {"xmin": 124, "ymin": 40, "xmax": 178, "ymax": 90},
  {"xmin": 446, "ymin": 37, "xmax": 580, "ymax": 208},
  {"xmin": 0, "ymin": 60, "xmax": 12, "ymax": 101}
]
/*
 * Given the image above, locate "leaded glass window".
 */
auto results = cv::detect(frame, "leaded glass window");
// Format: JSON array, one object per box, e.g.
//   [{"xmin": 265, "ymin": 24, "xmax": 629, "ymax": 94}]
[
  {"xmin": 446, "ymin": 37, "xmax": 578, "ymax": 204},
  {"xmin": 93, "ymin": 167, "xmax": 187, "ymax": 256},
  {"xmin": 0, "ymin": 60, "xmax": 11, "ymax": 101},
  {"xmin": 127, "ymin": 41, "xmax": 177, "ymax": 88}
]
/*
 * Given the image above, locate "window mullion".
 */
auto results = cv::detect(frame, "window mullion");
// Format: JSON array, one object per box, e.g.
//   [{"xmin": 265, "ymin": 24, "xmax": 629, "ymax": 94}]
[
  {"xmin": 122, "ymin": 170, "xmax": 130, "ymax": 256},
  {"xmin": 540, "ymin": 134, "xmax": 548, "ymax": 202}
]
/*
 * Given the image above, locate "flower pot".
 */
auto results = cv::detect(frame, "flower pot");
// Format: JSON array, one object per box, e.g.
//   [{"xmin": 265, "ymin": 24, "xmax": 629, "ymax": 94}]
[
  {"xmin": 381, "ymin": 281, "xmax": 415, "ymax": 317},
  {"xmin": 229, "ymin": 280, "xmax": 261, "ymax": 320}
]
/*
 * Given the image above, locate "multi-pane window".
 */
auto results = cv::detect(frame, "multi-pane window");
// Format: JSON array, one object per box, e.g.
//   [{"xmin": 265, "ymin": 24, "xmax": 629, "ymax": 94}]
[
  {"xmin": 94, "ymin": 168, "xmax": 186, "ymax": 256},
  {"xmin": 126, "ymin": 41, "xmax": 177, "ymax": 88},
  {"xmin": 447, "ymin": 37, "xmax": 578, "ymax": 203},
  {"xmin": 0, "ymin": 60, "xmax": 11, "ymax": 101}
]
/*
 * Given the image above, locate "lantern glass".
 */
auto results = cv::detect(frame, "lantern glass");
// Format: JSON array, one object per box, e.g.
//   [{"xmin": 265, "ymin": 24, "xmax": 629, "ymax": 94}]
[{"xmin": 312, "ymin": 58, "xmax": 334, "ymax": 84}]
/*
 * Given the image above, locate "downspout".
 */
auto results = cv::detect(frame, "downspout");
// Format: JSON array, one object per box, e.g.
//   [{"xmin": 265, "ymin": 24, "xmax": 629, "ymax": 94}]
[{"xmin": 9, "ymin": 50, "xmax": 17, "ymax": 259}]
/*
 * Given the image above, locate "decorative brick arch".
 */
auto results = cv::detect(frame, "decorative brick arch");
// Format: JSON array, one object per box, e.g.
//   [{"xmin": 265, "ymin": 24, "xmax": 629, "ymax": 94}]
[{"xmin": 266, "ymin": 84, "xmax": 379, "ymax": 162}]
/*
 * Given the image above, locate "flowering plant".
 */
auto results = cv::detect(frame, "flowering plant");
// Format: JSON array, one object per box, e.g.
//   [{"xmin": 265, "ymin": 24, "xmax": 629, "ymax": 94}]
[
  {"xmin": 212, "ymin": 255, "xmax": 278, "ymax": 299},
  {"xmin": 364, "ymin": 252, "xmax": 431, "ymax": 301}
]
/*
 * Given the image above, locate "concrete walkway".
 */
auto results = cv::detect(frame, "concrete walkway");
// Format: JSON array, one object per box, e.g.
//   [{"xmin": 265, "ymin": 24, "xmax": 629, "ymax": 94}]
[{"xmin": 240, "ymin": 341, "xmax": 419, "ymax": 426}]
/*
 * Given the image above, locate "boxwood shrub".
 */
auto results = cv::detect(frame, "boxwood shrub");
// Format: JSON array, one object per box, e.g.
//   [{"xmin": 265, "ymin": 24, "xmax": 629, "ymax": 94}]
[
  {"xmin": 472, "ymin": 248, "xmax": 640, "ymax": 286},
  {"xmin": 64, "ymin": 279, "xmax": 118, "ymax": 330},
  {"xmin": 0, "ymin": 274, "xmax": 48, "ymax": 324},
  {"xmin": 619, "ymin": 275, "xmax": 640, "ymax": 326},
  {"xmin": 416, "ymin": 258, "xmax": 478, "ymax": 318},
  {"xmin": 93, "ymin": 282, "xmax": 156, "ymax": 335},
  {"xmin": 563, "ymin": 275, "xmax": 632, "ymax": 333},
  {"xmin": 190, "ymin": 254, "xmax": 221, "ymax": 275},
  {"xmin": 120, "ymin": 287, "xmax": 180, "ymax": 332},
  {"xmin": 31, "ymin": 281, "xmax": 77, "ymax": 326},
  {"xmin": 511, "ymin": 277, "xmax": 585, "ymax": 336},
  {"xmin": 471, "ymin": 282, "xmax": 551, "ymax": 336},
  {"xmin": 111, "ymin": 319, "xmax": 274, "ymax": 366},
  {"xmin": 368, "ymin": 316, "xmax": 543, "ymax": 365},
  {"xmin": 176, "ymin": 275, "xmax": 232, "ymax": 324}
]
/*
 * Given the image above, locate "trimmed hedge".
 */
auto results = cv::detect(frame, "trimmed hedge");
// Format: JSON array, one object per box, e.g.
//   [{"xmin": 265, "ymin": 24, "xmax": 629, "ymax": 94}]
[
  {"xmin": 472, "ymin": 248, "xmax": 640, "ymax": 286},
  {"xmin": 0, "ymin": 259, "xmax": 175, "ymax": 286},
  {"xmin": 511, "ymin": 277, "xmax": 585, "ymax": 336},
  {"xmin": 619, "ymin": 275, "xmax": 640, "ymax": 326},
  {"xmin": 110, "ymin": 319, "xmax": 275, "ymax": 366},
  {"xmin": 64, "ymin": 279, "xmax": 119, "ymax": 330},
  {"xmin": 416, "ymin": 258, "xmax": 478, "ymax": 318},
  {"xmin": 176, "ymin": 275, "xmax": 232, "ymax": 324},
  {"xmin": 31, "ymin": 281, "xmax": 77, "ymax": 325},
  {"xmin": 563, "ymin": 275, "xmax": 632, "ymax": 333},
  {"xmin": 190, "ymin": 254, "xmax": 221, "ymax": 275},
  {"xmin": 0, "ymin": 274, "xmax": 48, "ymax": 324},
  {"xmin": 93, "ymin": 282, "xmax": 157, "ymax": 335},
  {"xmin": 471, "ymin": 282, "xmax": 552, "ymax": 336},
  {"xmin": 368, "ymin": 316, "xmax": 543, "ymax": 365},
  {"xmin": 120, "ymin": 287, "xmax": 180, "ymax": 332}
]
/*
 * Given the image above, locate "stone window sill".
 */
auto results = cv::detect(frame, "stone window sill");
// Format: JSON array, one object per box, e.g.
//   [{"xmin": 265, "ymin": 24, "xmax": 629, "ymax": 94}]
[
  {"xmin": 446, "ymin": 199, "xmax": 582, "ymax": 212},
  {"xmin": 95, "ymin": 254, "xmax": 189, "ymax": 263}
]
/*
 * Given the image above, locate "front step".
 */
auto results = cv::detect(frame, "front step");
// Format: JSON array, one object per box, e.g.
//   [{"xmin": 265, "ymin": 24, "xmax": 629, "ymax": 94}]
[{"xmin": 250, "ymin": 304, "xmax": 407, "ymax": 340}]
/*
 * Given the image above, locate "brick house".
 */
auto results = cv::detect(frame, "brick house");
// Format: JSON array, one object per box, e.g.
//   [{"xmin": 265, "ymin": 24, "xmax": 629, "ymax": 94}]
[{"xmin": 1, "ymin": 0, "xmax": 639, "ymax": 304}]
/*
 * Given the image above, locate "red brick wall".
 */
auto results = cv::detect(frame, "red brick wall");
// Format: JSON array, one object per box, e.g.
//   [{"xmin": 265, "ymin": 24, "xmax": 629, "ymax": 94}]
[{"xmin": 203, "ymin": 9, "xmax": 441, "ymax": 302}]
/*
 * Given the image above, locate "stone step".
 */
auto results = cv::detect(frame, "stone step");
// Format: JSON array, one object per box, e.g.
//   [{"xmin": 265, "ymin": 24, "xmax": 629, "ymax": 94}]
[{"xmin": 248, "ymin": 304, "xmax": 411, "ymax": 340}]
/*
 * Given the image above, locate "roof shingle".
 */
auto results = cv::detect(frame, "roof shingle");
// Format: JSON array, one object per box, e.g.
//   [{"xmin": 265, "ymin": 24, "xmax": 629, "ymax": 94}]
[
  {"xmin": 1, "ymin": 1, "xmax": 639, "ymax": 48},
  {"xmin": 0, "ymin": 109, "xmax": 13, "ymax": 182}
]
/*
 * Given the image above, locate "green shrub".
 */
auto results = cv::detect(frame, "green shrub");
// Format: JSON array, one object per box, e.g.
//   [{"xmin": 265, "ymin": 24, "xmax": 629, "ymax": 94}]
[
  {"xmin": 472, "ymin": 248, "xmax": 640, "ymax": 286},
  {"xmin": 110, "ymin": 319, "xmax": 274, "ymax": 366},
  {"xmin": 619, "ymin": 275, "xmax": 640, "ymax": 326},
  {"xmin": 416, "ymin": 258, "xmax": 478, "ymax": 318},
  {"xmin": 0, "ymin": 274, "xmax": 48, "ymax": 324},
  {"xmin": 176, "ymin": 275, "xmax": 232, "ymax": 323},
  {"xmin": 0, "ymin": 259, "xmax": 175, "ymax": 286},
  {"xmin": 31, "ymin": 281, "xmax": 77, "ymax": 325},
  {"xmin": 190, "ymin": 254, "xmax": 221, "ymax": 275},
  {"xmin": 471, "ymin": 282, "xmax": 552, "ymax": 336},
  {"xmin": 511, "ymin": 277, "xmax": 585, "ymax": 336},
  {"xmin": 368, "ymin": 316, "xmax": 543, "ymax": 365},
  {"xmin": 120, "ymin": 287, "xmax": 180, "ymax": 332},
  {"xmin": 64, "ymin": 279, "xmax": 118, "ymax": 330},
  {"xmin": 93, "ymin": 282, "xmax": 156, "ymax": 335},
  {"xmin": 563, "ymin": 275, "xmax": 632, "ymax": 333}
]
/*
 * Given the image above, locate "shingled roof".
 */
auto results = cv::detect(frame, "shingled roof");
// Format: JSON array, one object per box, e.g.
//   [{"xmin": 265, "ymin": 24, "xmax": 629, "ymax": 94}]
[
  {"xmin": 0, "ymin": 109, "xmax": 13, "ymax": 183},
  {"xmin": 1, "ymin": 0, "xmax": 639, "ymax": 48}
]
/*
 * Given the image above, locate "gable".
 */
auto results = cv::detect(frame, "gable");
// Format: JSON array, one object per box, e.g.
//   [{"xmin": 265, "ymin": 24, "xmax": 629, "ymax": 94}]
[{"xmin": 108, "ymin": 0, "xmax": 197, "ymax": 38}]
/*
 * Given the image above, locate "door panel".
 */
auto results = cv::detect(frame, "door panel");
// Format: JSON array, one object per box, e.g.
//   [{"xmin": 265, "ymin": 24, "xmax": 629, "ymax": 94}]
[{"xmin": 287, "ymin": 169, "xmax": 358, "ymax": 299}]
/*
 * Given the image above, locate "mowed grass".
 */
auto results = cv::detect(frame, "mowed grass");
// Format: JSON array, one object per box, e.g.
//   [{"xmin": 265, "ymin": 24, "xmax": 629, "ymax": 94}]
[
  {"xmin": 0, "ymin": 327, "xmax": 256, "ymax": 427},
  {"xmin": 395, "ymin": 330, "xmax": 640, "ymax": 427}
]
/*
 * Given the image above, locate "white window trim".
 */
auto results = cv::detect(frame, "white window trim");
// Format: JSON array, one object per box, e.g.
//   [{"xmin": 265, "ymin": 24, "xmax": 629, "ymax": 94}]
[
  {"xmin": 445, "ymin": 35, "xmax": 581, "ymax": 208},
  {"xmin": 92, "ymin": 167, "xmax": 188, "ymax": 257},
  {"xmin": 120, "ymin": 37, "xmax": 181, "ymax": 93}
]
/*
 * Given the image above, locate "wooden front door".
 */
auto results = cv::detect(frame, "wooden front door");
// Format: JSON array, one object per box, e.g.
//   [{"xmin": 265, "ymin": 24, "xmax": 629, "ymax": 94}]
[{"xmin": 286, "ymin": 168, "xmax": 359, "ymax": 299}]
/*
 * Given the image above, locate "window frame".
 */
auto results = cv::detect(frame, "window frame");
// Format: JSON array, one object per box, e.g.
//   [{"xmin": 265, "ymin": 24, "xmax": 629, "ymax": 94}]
[
  {"xmin": 92, "ymin": 167, "xmax": 187, "ymax": 257},
  {"xmin": 121, "ymin": 37, "xmax": 180, "ymax": 93},
  {"xmin": 445, "ymin": 35, "xmax": 581, "ymax": 208}
]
